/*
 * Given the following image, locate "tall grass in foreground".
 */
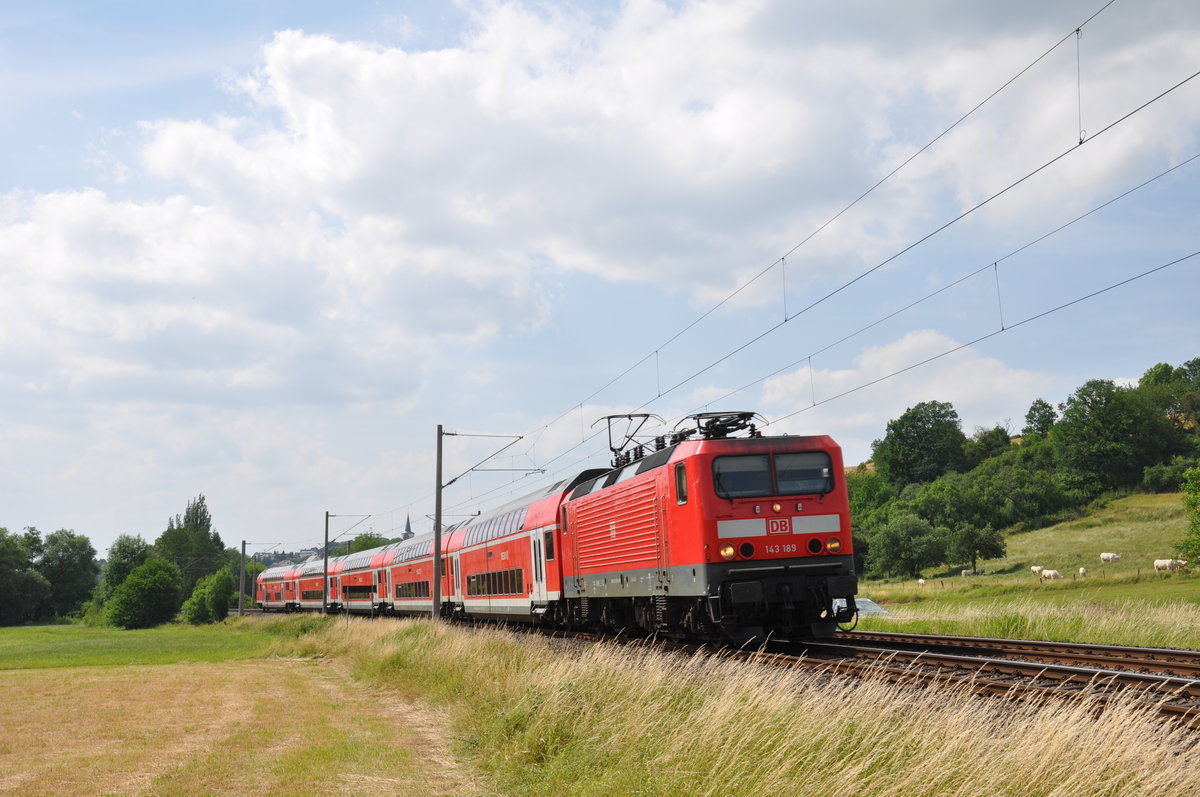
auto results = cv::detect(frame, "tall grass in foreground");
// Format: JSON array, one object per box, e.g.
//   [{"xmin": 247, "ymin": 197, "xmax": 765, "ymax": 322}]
[
  {"xmin": 267, "ymin": 617, "xmax": 1199, "ymax": 796},
  {"xmin": 857, "ymin": 596, "xmax": 1200, "ymax": 648}
]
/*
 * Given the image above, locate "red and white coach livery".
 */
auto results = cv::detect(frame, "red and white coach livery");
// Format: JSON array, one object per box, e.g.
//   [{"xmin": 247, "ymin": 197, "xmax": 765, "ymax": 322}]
[{"xmin": 257, "ymin": 412, "xmax": 859, "ymax": 640}]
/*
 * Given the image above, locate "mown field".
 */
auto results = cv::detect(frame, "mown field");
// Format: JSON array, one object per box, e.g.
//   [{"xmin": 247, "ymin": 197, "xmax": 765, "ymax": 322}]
[
  {"xmin": 0, "ymin": 492, "xmax": 1197, "ymax": 795},
  {"xmin": 0, "ymin": 618, "xmax": 479, "ymax": 796}
]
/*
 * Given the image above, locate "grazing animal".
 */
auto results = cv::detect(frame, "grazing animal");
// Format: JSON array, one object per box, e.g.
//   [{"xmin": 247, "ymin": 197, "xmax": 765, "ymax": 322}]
[
  {"xmin": 1100, "ymin": 552, "xmax": 1120, "ymax": 563},
  {"xmin": 1078, "ymin": 567, "xmax": 1087, "ymax": 577},
  {"xmin": 1030, "ymin": 565, "xmax": 1043, "ymax": 575},
  {"xmin": 1040, "ymin": 569, "xmax": 1062, "ymax": 580},
  {"xmin": 917, "ymin": 578, "xmax": 926, "ymax": 586},
  {"xmin": 1153, "ymin": 558, "xmax": 1188, "ymax": 572}
]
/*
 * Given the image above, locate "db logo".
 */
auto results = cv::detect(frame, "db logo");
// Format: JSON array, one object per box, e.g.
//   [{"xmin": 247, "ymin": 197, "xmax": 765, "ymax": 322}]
[{"xmin": 767, "ymin": 518, "xmax": 792, "ymax": 535}]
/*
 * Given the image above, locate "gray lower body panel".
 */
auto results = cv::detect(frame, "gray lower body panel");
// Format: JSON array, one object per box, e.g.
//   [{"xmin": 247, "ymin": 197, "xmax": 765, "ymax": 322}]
[{"xmin": 564, "ymin": 555, "xmax": 857, "ymax": 600}]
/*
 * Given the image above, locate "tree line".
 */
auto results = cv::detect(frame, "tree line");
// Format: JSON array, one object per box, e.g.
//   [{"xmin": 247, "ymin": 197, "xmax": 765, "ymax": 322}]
[
  {"xmin": 849, "ymin": 356, "xmax": 1200, "ymax": 579},
  {"xmin": 0, "ymin": 494, "xmax": 414, "ymax": 629},
  {"xmin": 0, "ymin": 495, "xmax": 255, "ymax": 628}
]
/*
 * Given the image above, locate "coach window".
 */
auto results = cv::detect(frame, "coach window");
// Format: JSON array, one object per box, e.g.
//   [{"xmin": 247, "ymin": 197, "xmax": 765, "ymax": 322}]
[
  {"xmin": 675, "ymin": 462, "xmax": 688, "ymax": 504},
  {"xmin": 544, "ymin": 529, "xmax": 554, "ymax": 561}
]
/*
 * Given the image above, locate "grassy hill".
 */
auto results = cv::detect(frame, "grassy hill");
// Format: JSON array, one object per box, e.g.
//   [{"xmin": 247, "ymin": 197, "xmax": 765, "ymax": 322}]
[{"xmin": 856, "ymin": 493, "xmax": 1200, "ymax": 647}]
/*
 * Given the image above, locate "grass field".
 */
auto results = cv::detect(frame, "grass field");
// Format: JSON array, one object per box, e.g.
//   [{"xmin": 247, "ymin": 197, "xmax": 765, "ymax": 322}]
[
  {"xmin": 856, "ymin": 493, "xmax": 1200, "ymax": 646},
  {"xmin": 0, "ymin": 621, "xmax": 273, "ymax": 669},
  {"xmin": 0, "ymin": 619, "xmax": 479, "ymax": 796}
]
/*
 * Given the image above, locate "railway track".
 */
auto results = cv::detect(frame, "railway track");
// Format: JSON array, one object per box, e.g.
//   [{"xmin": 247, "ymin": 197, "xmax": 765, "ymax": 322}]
[
  {"xmin": 836, "ymin": 630, "xmax": 1200, "ymax": 678},
  {"xmin": 537, "ymin": 626, "xmax": 1200, "ymax": 730},
  {"xmin": 767, "ymin": 631, "xmax": 1200, "ymax": 729}
]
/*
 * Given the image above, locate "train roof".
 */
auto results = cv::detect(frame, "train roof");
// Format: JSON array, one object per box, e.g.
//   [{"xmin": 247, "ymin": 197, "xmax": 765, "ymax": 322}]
[{"xmin": 258, "ymin": 468, "xmax": 611, "ymax": 581}]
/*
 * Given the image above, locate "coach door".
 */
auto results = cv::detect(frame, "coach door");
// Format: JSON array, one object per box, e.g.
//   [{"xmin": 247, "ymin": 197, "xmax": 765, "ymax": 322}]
[{"xmin": 530, "ymin": 531, "xmax": 547, "ymax": 603}]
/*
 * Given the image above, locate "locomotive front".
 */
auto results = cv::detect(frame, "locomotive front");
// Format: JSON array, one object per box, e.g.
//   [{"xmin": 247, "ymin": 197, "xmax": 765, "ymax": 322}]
[
  {"xmin": 562, "ymin": 411, "xmax": 858, "ymax": 642},
  {"xmin": 680, "ymin": 428, "xmax": 858, "ymax": 640}
]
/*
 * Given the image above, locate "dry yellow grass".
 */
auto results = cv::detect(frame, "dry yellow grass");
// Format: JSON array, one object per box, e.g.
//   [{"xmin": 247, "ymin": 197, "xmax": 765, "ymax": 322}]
[
  {"xmin": 0, "ymin": 657, "xmax": 479, "ymax": 796},
  {"xmin": 276, "ymin": 618, "xmax": 1200, "ymax": 796}
]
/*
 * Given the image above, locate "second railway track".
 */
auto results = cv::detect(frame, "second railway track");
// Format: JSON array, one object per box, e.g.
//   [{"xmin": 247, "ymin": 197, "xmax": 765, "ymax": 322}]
[{"xmin": 832, "ymin": 630, "xmax": 1200, "ymax": 678}]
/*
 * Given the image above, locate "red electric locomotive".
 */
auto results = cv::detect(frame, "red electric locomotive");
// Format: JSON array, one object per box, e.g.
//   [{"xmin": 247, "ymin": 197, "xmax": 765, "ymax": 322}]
[
  {"xmin": 257, "ymin": 412, "xmax": 858, "ymax": 641},
  {"xmin": 558, "ymin": 411, "xmax": 857, "ymax": 640}
]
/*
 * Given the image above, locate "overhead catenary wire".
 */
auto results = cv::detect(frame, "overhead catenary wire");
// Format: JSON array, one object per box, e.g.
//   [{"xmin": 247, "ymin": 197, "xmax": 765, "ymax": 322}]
[
  {"xmin": 498, "ymin": 0, "xmax": 1123, "ymax": 454},
  {"xmin": 770, "ymin": 249, "xmax": 1200, "ymax": 425},
  {"xmin": 426, "ymin": 2, "xmax": 1133, "ymax": 517},
  {"xmin": 439, "ymin": 68, "xmax": 1199, "ymax": 523},
  {"xmin": 445, "ymin": 134, "xmax": 1200, "ymax": 516},
  {"xmin": 682, "ymin": 148, "xmax": 1200, "ymax": 414},
  {"xmin": 359, "ymin": 0, "xmax": 1196, "ymax": 535},
  {"xmin": 457, "ymin": 244, "xmax": 1200, "ymax": 507},
  {"xmin": 625, "ymin": 66, "xmax": 1200, "ymax": 426}
]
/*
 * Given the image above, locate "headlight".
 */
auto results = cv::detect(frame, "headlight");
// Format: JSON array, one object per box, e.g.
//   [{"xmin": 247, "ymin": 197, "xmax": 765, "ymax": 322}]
[
  {"xmin": 719, "ymin": 544, "xmax": 736, "ymax": 560},
  {"xmin": 826, "ymin": 537, "xmax": 841, "ymax": 553},
  {"xmin": 772, "ymin": 503, "xmax": 782, "ymax": 513}
]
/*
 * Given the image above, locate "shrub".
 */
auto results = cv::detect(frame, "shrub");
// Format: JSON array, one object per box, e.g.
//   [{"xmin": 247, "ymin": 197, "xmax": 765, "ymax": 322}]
[
  {"xmin": 182, "ymin": 569, "xmax": 236, "ymax": 625},
  {"xmin": 105, "ymin": 558, "xmax": 183, "ymax": 629},
  {"xmin": 1143, "ymin": 456, "xmax": 1198, "ymax": 493}
]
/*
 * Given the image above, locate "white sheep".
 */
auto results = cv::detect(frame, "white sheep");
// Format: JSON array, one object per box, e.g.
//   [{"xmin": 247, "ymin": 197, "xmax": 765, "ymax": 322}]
[
  {"xmin": 1100, "ymin": 552, "xmax": 1120, "ymax": 563},
  {"xmin": 1078, "ymin": 567, "xmax": 1087, "ymax": 577},
  {"xmin": 1030, "ymin": 565, "xmax": 1043, "ymax": 575},
  {"xmin": 1040, "ymin": 569, "xmax": 1062, "ymax": 580},
  {"xmin": 917, "ymin": 578, "xmax": 926, "ymax": 586},
  {"xmin": 1153, "ymin": 558, "xmax": 1188, "ymax": 572}
]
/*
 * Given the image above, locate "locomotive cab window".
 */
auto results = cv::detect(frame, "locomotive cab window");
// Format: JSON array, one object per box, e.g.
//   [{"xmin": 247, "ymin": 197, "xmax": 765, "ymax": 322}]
[
  {"xmin": 713, "ymin": 452, "xmax": 834, "ymax": 499},
  {"xmin": 776, "ymin": 452, "xmax": 834, "ymax": 495},
  {"xmin": 712, "ymin": 455, "xmax": 772, "ymax": 498},
  {"xmin": 675, "ymin": 462, "xmax": 688, "ymax": 504}
]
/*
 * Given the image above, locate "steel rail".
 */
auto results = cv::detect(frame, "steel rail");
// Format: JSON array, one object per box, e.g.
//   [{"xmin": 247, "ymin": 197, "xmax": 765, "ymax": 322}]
[{"xmin": 837, "ymin": 631, "xmax": 1200, "ymax": 678}]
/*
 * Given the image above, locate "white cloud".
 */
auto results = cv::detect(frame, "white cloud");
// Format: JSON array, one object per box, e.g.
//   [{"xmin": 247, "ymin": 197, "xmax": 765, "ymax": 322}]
[{"xmin": 2, "ymin": 0, "xmax": 1196, "ymax": 554}]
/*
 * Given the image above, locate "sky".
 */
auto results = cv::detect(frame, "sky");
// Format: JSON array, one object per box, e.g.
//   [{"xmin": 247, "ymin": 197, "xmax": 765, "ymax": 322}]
[{"xmin": 2, "ymin": 0, "xmax": 1198, "ymax": 560}]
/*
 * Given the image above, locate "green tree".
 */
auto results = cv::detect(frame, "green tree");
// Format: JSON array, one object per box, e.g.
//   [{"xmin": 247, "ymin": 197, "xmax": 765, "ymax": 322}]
[
  {"xmin": 0, "ymin": 528, "xmax": 52, "ymax": 626},
  {"xmin": 154, "ymin": 495, "xmax": 225, "ymax": 596},
  {"xmin": 1139, "ymin": 357, "xmax": 1200, "ymax": 434},
  {"xmin": 964, "ymin": 425, "xmax": 1011, "ymax": 469},
  {"xmin": 871, "ymin": 400, "xmax": 968, "ymax": 488},
  {"xmin": 96, "ymin": 534, "xmax": 151, "ymax": 604},
  {"xmin": 35, "ymin": 529, "xmax": 100, "ymax": 618},
  {"xmin": 1053, "ymin": 379, "xmax": 1186, "ymax": 493},
  {"xmin": 349, "ymin": 533, "xmax": 388, "ymax": 553},
  {"xmin": 105, "ymin": 558, "xmax": 184, "ymax": 629},
  {"xmin": 846, "ymin": 467, "xmax": 895, "ymax": 516},
  {"xmin": 1022, "ymin": 398, "xmax": 1057, "ymax": 436},
  {"xmin": 945, "ymin": 523, "xmax": 1005, "ymax": 573},
  {"xmin": 1176, "ymin": 466, "xmax": 1200, "ymax": 560},
  {"xmin": 866, "ymin": 513, "xmax": 946, "ymax": 578},
  {"xmin": 20, "ymin": 527, "xmax": 44, "ymax": 561}
]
